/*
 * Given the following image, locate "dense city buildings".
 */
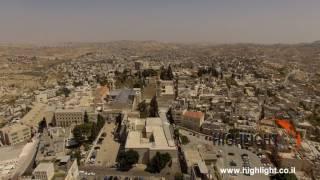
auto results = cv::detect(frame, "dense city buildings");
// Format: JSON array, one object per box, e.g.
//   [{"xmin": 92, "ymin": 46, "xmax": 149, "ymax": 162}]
[{"xmin": 0, "ymin": 41, "xmax": 319, "ymax": 180}]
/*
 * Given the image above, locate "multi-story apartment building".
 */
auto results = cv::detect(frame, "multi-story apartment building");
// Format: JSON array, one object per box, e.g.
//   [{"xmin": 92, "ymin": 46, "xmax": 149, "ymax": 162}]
[
  {"xmin": 32, "ymin": 163, "xmax": 55, "ymax": 180},
  {"xmin": 0, "ymin": 123, "xmax": 31, "ymax": 145},
  {"xmin": 181, "ymin": 110, "xmax": 205, "ymax": 132},
  {"xmin": 54, "ymin": 109, "xmax": 84, "ymax": 127}
]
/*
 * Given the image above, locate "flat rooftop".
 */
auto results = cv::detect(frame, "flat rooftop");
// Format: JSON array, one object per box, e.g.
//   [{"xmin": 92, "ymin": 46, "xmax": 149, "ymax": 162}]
[
  {"xmin": 216, "ymin": 145, "xmax": 269, "ymax": 180},
  {"xmin": 34, "ymin": 162, "xmax": 54, "ymax": 172},
  {"xmin": 55, "ymin": 108, "xmax": 84, "ymax": 113},
  {"xmin": 125, "ymin": 117, "xmax": 176, "ymax": 150},
  {"xmin": 21, "ymin": 103, "xmax": 47, "ymax": 127}
]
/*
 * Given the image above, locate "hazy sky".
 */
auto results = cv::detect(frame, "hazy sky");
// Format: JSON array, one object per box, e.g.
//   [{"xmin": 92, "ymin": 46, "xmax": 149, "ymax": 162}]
[{"xmin": 0, "ymin": 0, "xmax": 319, "ymax": 44}]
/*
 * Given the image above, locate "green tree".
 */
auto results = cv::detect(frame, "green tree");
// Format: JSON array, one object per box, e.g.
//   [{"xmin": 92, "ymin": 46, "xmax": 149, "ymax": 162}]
[
  {"xmin": 63, "ymin": 87, "xmax": 71, "ymax": 97},
  {"xmin": 174, "ymin": 128, "xmax": 180, "ymax": 138},
  {"xmin": 38, "ymin": 117, "xmax": 47, "ymax": 132},
  {"xmin": 149, "ymin": 96, "xmax": 159, "ymax": 117},
  {"xmin": 73, "ymin": 81, "xmax": 83, "ymax": 87},
  {"xmin": 138, "ymin": 100, "xmax": 148, "ymax": 118},
  {"xmin": 118, "ymin": 150, "xmax": 140, "ymax": 170},
  {"xmin": 71, "ymin": 148, "xmax": 82, "ymax": 165},
  {"xmin": 72, "ymin": 123, "xmax": 93, "ymax": 143},
  {"xmin": 180, "ymin": 135, "xmax": 190, "ymax": 145},
  {"xmin": 260, "ymin": 105, "xmax": 265, "ymax": 120},
  {"xmin": 57, "ymin": 87, "xmax": 71, "ymax": 97},
  {"xmin": 271, "ymin": 173, "xmax": 298, "ymax": 180},
  {"xmin": 133, "ymin": 78, "xmax": 145, "ymax": 89},
  {"xmin": 84, "ymin": 111, "xmax": 89, "ymax": 123},
  {"xmin": 146, "ymin": 152, "xmax": 172, "ymax": 173},
  {"xmin": 160, "ymin": 66, "xmax": 168, "ymax": 80},
  {"xmin": 160, "ymin": 65, "xmax": 174, "ymax": 80},
  {"xmin": 167, "ymin": 108, "xmax": 174, "ymax": 124},
  {"xmin": 89, "ymin": 122, "xmax": 99, "ymax": 141},
  {"xmin": 149, "ymin": 134, "xmax": 155, "ymax": 142},
  {"xmin": 167, "ymin": 65, "xmax": 174, "ymax": 80},
  {"xmin": 142, "ymin": 69, "xmax": 157, "ymax": 77},
  {"xmin": 97, "ymin": 114, "xmax": 105, "ymax": 130}
]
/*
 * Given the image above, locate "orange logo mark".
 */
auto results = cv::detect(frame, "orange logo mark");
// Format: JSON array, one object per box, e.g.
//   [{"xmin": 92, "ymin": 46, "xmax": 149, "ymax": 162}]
[{"xmin": 275, "ymin": 119, "xmax": 301, "ymax": 148}]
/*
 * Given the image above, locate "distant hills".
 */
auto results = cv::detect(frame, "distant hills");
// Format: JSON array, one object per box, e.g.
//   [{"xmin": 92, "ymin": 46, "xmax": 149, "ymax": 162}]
[{"xmin": 312, "ymin": 40, "xmax": 320, "ymax": 44}]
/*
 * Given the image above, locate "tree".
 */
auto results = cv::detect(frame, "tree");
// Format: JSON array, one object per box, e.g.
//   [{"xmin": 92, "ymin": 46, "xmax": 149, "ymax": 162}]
[
  {"xmin": 167, "ymin": 108, "xmax": 174, "ymax": 124},
  {"xmin": 71, "ymin": 148, "xmax": 82, "ymax": 165},
  {"xmin": 73, "ymin": 81, "xmax": 83, "ymax": 87},
  {"xmin": 270, "ymin": 146, "xmax": 281, "ymax": 168},
  {"xmin": 167, "ymin": 65, "xmax": 174, "ymax": 80},
  {"xmin": 133, "ymin": 82, "xmax": 142, "ymax": 88},
  {"xmin": 174, "ymin": 128, "xmax": 180, "ymax": 138},
  {"xmin": 63, "ymin": 87, "xmax": 71, "ymax": 97},
  {"xmin": 97, "ymin": 114, "xmax": 105, "ymax": 130},
  {"xmin": 260, "ymin": 105, "xmax": 265, "ymax": 120},
  {"xmin": 271, "ymin": 173, "xmax": 298, "ymax": 180},
  {"xmin": 89, "ymin": 122, "xmax": 99, "ymax": 141},
  {"xmin": 180, "ymin": 135, "xmax": 190, "ymax": 145},
  {"xmin": 160, "ymin": 66, "xmax": 168, "ymax": 80},
  {"xmin": 118, "ymin": 150, "xmax": 140, "ymax": 171},
  {"xmin": 142, "ymin": 69, "xmax": 157, "ymax": 77},
  {"xmin": 138, "ymin": 100, "xmax": 148, "ymax": 118},
  {"xmin": 149, "ymin": 134, "xmax": 155, "ymax": 142},
  {"xmin": 38, "ymin": 117, "xmax": 47, "ymax": 133},
  {"xmin": 72, "ymin": 123, "xmax": 93, "ymax": 143},
  {"xmin": 116, "ymin": 114, "xmax": 122, "ymax": 125},
  {"xmin": 160, "ymin": 66, "xmax": 174, "ymax": 80},
  {"xmin": 197, "ymin": 68, "xmax": 206, "ymax": 77},
  {"xmin": 56, "ymin": 87, "xmax": 71, "ymax": 97},
  {"xmin": 149, "ymin": 96, "xmax": 159, "ymax": 117},
  {"xmin": 146, "ymin": 152, "xmax": 172, "ymax": 173},
  {"xmin": 73, "ymin": 126, "xmax": 85, "ymax": 142},
  {"xmin": 133, "ymin": 78, "xmax": 145, "ymax": 89},
  {"xmin": 84, "ymin": 111, "xmax": 89, "ymax": 123}
]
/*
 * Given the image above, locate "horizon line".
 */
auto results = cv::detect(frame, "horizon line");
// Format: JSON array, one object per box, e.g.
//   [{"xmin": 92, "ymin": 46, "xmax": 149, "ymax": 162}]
[{"xmin": 0, "ymin": 39, "xmax": 319, "ymax": 47}]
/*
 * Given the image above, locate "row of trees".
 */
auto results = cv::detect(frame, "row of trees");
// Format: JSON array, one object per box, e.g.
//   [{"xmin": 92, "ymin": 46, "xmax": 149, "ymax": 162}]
[
  {"xmin": 72, "ymin": 122, "xmax": 99, "ymax": 143},
  {"xmin": 197, "ymin": 66, "xmax": 222, "ymax": 78},
  {"xmin": 146, "ymin": 152, "xmax": 172, "ymax": 173},
  {"xmin": 72, "ymin": 112, "xmax": 105, "ymax": 144},
  {"xmin": 118, "ymin": 150, "xmax": 140, "ymax": 170},
  {"xmin": 138, "ymin": 95, "xmax": 159, "ymax": 118},
  {"xmin": 160, "ymin": 65, "xmax": 174, "ymax": 80},
  {"xmin": 56, "ymin": 87, "xmax": 71, "ymax": 97},
  {"xmin": 117, "ymin": 150, "xmax": 172, "ymax": 173},
  {"xmin": 95, "ymin": 75, "xmax": 109, "ymax": 86},
  {"xmin": 141, "ymin": 69, "xmax": 157, "ymax": 78}
]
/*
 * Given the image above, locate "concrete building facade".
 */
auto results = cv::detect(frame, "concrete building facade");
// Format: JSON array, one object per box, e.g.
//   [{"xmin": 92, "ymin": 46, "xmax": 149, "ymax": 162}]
[
  {"xmin": 32, "ymin": 163, "xmax": 54, "ymax": 180},
  {"xmin": 54, "ymin": 109, "xmax": 84, "ymax": 127},
  {"xmin": 0, "ymin": 123, "xmax": 31, "ymax": 145},
  {"xmin": 181, "ymin": 110, "xmax": 205, "ymax": 132},
  {"xmin": 125, "ymin": 117, "xmax": 177, "ymax": 164}
]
